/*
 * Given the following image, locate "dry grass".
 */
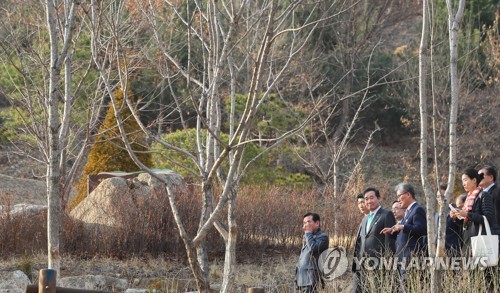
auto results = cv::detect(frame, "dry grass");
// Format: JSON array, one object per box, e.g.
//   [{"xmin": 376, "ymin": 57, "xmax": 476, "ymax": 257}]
[
  {"xmin": 1, "ymin": 249, "xmax": 499, "ymax": 292},
  {"xmin": 3, "ymin": 182, "xmax": 497, "ymax": 292}
]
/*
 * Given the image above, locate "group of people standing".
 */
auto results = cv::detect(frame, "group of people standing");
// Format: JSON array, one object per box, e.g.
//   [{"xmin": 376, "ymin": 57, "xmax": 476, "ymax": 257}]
[{"xmin": 294, "ymin": 165, "xmax": 500, "ymax": 293}]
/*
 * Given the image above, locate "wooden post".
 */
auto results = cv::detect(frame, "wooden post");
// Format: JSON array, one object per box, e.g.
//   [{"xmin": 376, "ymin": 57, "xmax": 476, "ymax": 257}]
[
  {"xmin": 38, "ymin": 269, "xmax": 56, "ymax": 293},
  {"xmin": 248, "ymin": 288, "xmax": 265, "ymax": 293}
]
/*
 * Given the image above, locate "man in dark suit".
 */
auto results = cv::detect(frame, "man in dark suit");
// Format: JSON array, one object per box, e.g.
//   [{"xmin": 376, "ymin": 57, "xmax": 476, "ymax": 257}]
[
  {"xmin": 382, "ymin": 183, "xmax": 427, "ymax": 281},
  {"xmin": 479, "ymin": 166, "xmax": 500, "ymax": 228},
  {"xmin": 295, "ymin": 212, "xmax": 329, "ymax": 293},
  {"xmin": 352, "ymin": 188, "xmax": 396, "ymax": 293}
]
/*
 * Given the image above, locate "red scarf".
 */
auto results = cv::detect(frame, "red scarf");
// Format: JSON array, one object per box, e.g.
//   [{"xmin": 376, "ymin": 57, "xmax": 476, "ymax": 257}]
[{"xmin": 463, "ymin": 187, "xmax": 481, "ymax": 222}]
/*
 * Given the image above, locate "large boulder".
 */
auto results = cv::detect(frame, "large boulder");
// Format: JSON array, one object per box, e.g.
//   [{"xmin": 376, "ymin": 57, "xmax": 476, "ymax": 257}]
[
  {"xmin": 70, "ymin": 172, "xmax": 183, "ymax": 228},
  {"xmin": 0, "ymin": 270, "xmax": 30, "ymax": 293},
  {"xmin": 70, "ymin": 177, "xmax": 137, "ymax": 227}
]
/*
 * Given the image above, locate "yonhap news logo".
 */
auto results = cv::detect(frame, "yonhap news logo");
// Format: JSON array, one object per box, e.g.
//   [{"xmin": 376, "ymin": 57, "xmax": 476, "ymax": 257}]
[{"xmin": 318, "ymin": 246, "xmax": 349, "ymax": 281}]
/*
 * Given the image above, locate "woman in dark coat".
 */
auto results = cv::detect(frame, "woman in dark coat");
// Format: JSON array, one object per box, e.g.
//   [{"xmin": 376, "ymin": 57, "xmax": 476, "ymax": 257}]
[{"xmin": 452, "ymin": 168, "xmax": 500, "ymax": 254}]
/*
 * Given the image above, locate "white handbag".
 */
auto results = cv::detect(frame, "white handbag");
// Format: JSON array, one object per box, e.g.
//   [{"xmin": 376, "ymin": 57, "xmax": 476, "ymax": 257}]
[{"xmin": 470, "ymin": 216, "xmax": 499, "ymax": 267}]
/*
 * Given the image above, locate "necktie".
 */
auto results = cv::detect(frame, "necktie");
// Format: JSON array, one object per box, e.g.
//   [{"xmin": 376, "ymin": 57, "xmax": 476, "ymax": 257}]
[
  {"xmin": 366, "ymin": 212, "xmax": 375, "ymax": 233},
  {"xmin": 403, "ymin": 208, "xmax": 410, "ymax": 223}
]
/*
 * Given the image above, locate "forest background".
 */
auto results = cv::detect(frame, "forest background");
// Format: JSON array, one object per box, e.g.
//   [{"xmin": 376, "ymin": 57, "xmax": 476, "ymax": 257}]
[{"xmin": 0, "ymin": 0, "xmax": 499, "ymax": 292}]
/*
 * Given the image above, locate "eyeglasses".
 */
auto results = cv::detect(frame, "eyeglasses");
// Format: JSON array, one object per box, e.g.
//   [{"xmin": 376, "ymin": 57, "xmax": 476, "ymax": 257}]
[{"xmin": 397, "ymin": 191, "xmax": 408, "ymax": 197}]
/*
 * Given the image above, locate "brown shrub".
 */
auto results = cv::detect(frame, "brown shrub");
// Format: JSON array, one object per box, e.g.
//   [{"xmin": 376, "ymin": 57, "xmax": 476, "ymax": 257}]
[{"xmin": 0, "ymin": 185, "xmax": 375, "ymax": 259}]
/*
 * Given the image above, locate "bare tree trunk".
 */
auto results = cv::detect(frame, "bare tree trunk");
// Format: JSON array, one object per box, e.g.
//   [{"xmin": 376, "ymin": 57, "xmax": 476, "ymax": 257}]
[
  {"xmin": 444, "ymin": 0, "xmax": 466, "ymax": 252},
  {"xmin": 197, "ymin": 180, "xmax": 213, "ymax": 291},
  {"xmin": 333, "ymin": 160, "xmax": 339, "ymax": 237},
  {"xmin": 419, "ymin": 1, "xmax": 441, "ymax": 292},
  {"xmin": 45, "ymin": 0, "xmax": 61, "ymax": 274},
  {"xmin": 419, "ymin": 0, "xmax": 435, "ymax": 258},
  {"xmin": 221, "ymin": 187, "xmax": 238, "ymax": 293},
  {"xmin": 45, "ymin": 0, "xmax": 77, "ymax": 275}
]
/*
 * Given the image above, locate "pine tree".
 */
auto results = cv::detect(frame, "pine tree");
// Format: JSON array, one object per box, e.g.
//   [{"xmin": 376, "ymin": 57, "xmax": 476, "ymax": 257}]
[{"xmin": 70, "ymin": 86, "xmax": 151, "ymax": 209}]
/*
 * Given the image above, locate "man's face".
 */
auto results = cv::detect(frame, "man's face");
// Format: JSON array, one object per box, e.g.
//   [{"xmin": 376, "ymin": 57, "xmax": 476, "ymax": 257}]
[
  {"xmin": 392, "ymin": 202, "xmax": 405, "ymax": 221},
  {"xmin": 397, "ymin": 189, "xmax": 412, "ymax": 209},
  {"xmin": 303, "ymin": 215, "xmax": 320, "ymax": 233},
  {"xmin": 479, "ymin": 168, "xmax": 493, "ymax": 188},
  {"xmin": 357, "ymin": 199, "xmax": 369, "ymax": 214},
  {"xmin": 364, "ymin": 191, "xmax": 380, "ymax": 212}
]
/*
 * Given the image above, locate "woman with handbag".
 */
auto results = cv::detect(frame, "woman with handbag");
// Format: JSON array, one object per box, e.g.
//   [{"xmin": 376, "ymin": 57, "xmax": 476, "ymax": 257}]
[{"xmin": 451, "ymin": 168, "xmax": 500, "ymax": 254}]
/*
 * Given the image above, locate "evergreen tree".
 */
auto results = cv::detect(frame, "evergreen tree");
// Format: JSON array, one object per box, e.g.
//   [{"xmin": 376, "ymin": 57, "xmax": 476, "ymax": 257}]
[{"xmin": 71, "ymin": 86, "xmax": 151, "ymax": 209}]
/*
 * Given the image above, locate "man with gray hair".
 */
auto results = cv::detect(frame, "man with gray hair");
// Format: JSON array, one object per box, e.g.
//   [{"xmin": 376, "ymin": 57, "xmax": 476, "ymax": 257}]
[{"xmin": 381, "ymin": 183, "xmax": 427, "ymax": 281}]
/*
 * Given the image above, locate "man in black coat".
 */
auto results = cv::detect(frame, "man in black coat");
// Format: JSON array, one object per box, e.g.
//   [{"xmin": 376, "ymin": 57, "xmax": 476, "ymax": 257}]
[{"xmin": 479, "ymin": 166, "xmax": 500, "ymax": 228}]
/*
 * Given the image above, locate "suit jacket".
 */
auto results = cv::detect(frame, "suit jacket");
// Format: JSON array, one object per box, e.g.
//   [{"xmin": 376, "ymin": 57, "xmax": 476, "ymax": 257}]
[
  {"xmin": 296, "ymin": 229, "xmax": 329, "ymax": 287},
  {"xmin": 489, "ymin": 184, "xmax": 500, "ymax": 229},
  {"xmin": 353, "ymin": 208, "xmax": 396, "ymax": 271},
  {"xmin": 352, "ymin": 223, "xmax": 363, "ymax": 272},
  {"xmin": 395, "ymin": 202, "xmax": 427, "ymax": 259}
]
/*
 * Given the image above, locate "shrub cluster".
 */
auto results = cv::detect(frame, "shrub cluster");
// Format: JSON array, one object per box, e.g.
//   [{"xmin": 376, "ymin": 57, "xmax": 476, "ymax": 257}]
[{"xmin": 0, "ymin": 185, "xmax": 364, "ymax": 260}]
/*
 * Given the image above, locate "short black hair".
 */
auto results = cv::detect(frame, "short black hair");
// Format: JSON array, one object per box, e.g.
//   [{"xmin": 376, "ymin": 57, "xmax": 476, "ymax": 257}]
[
  {"xmin": 462, "ymin": 168, "xmax": 482, "ymax": 186},
  {"xmin": 303, "ymin": 212, "xmax": 320, "ymax": 222},
  {"xmin": 457, "ymin": 193, "xmax": 467, "ymax": 204},
  {"xmin": 356, "ymin": 193, "xmax": 364, "ymax": 200},
  {"xmin": 392, "ymin": 200, "xmax": 400, "ymax": 205},
  {"xmin": 481, "ymin": 165, "xmax": 497, "ymax": 182},
  {"xmin": 363, "ymin": 187, "xmax": 380, "ymax": 198},
  {"xmin": 395, "ymin": 183, "xmax": 416, "ymax": 199}
]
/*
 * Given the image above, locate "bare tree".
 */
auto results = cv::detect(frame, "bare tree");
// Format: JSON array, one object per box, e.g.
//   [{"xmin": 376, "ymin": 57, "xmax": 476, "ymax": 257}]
[
  {"xmin": 419, "ymin": 0, "xmax": 465, "ymax": 292},
  {"xmin": 85, "ymin": 0, "xmax": 344, "ymax": 291},
  {"xmin": 443, "ymin": 0, "xmax": 466, "ymax": 239},
  {"xmin": 418, "ymin": 0, "xmax": 442, "ymax": 292},
  {"xmin": 0, "ymin": 0, "xmax": 106, "ymax": 274},
  {"xmin": 290, "ymin": 0, "xmax": 418, "ymax": 236}
]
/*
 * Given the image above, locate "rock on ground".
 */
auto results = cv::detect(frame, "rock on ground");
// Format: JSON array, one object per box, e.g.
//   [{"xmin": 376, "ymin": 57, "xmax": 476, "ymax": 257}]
[
  {"xmin": 70, "ymin": 172, "xmax": 184, "ymax": 228},
  {"xmin": 0, "ymin": 270, "xmax": 30, "ymax": 293}
]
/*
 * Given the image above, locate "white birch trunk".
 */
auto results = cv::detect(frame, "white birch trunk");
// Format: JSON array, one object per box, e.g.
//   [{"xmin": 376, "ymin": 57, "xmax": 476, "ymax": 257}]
[
  {"xmin": 44, "ymin": 0, "xmax": 78, "ymax": 275},
  {"xmin": 45, "ymin": 0, "xmax": 62, "ymax": 274},
  {"xmin": 419, "ymin": 1, "xmax": 441, "ymax": 292},
  {"xmin": 444, "ymin": 0, "xmax": 466, "ymax": 233}
]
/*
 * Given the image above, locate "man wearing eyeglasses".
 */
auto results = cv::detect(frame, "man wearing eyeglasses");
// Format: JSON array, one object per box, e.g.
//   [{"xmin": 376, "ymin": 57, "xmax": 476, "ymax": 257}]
[
  {"xmin": 479, "ymin": 166, "xmax": 500, "ymax": 228},
  {"xmin": 381, "ymin": 183, "xmax": 427, "ymax": 281}
]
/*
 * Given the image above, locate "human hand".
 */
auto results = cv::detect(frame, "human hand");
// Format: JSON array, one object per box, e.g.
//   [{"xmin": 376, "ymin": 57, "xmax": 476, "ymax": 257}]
[
  {"xmin": 381, "ymin": 227, "xmax": 393, "ymax": 235},
  {"xmin": 455, "ymin": 209, "xmax": 466, "ymax": 220}
]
